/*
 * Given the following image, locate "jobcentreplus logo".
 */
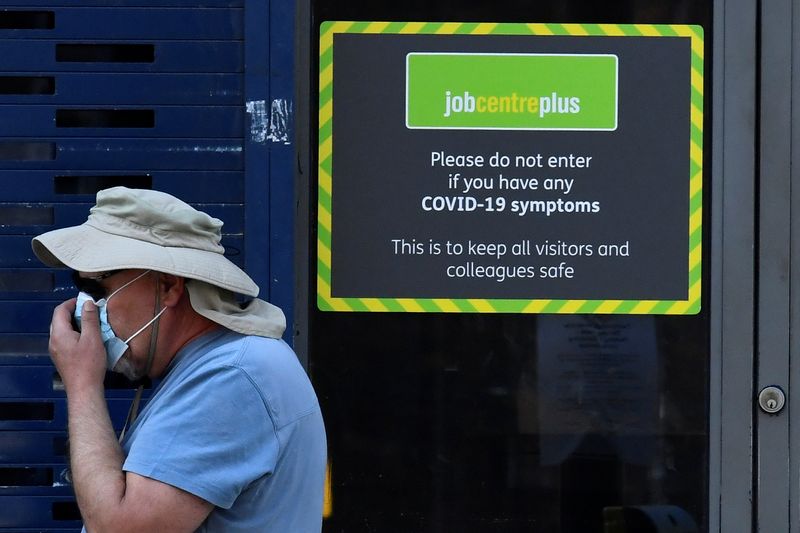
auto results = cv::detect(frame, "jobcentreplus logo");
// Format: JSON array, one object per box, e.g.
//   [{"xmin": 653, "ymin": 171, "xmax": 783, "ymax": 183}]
[
  {"xmin": 443, "ymin": 90, "xmax": 581, "ymax": 118},
  {"xmin": 406, "ymin": 52, "xmax": 618, "ymax": 131}
]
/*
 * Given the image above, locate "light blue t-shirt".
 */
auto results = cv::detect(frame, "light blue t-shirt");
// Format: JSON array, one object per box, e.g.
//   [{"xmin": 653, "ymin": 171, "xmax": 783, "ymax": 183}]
[{"xmin": 118, "ymin": 329, "xmax": 326, "ymax": 532}]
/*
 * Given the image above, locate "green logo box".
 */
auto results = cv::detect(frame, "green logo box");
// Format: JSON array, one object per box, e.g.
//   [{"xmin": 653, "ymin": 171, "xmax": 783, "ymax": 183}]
[{"xmin": 405, "ymin": 53, "xmax": 618, "ymax": 130}]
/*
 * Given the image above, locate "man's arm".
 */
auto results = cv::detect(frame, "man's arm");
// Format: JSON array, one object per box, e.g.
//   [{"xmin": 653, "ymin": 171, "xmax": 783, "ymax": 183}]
[{"xmin": 50, "ymin": 299, "xmax": 213, "ymax": 532}]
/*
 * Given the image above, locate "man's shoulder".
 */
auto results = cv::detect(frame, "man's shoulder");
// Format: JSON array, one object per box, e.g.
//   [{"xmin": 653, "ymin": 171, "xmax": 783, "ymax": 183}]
[{"xmin": 182, "ymin": 329, "xmax": 293, "ymax": 368}]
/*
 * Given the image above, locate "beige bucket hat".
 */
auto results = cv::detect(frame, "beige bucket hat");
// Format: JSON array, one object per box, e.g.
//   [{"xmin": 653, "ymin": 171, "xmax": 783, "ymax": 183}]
[{"xmin": 32, "ymin": 187, "xmax": 285, "ymax": 339}]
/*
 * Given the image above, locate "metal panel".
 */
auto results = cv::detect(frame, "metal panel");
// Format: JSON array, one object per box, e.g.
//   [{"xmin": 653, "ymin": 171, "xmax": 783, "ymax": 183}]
[
  {"xmin": 0, "ymin": 399, "xmax": 141, "ymax": 430},
  {"xmin": 6, "ymin": 0, "xmax": 243, "ymax": 5},
  {"xmin": 0, "ymin": 171, "xmax": 245, "ymax": 203},
  {"xmin": 0, "ymin": 496, "xmax": 81, "ymax": 529},
  {"xmin": 0, "ymin": 8, "xmax": 244, "ymax": 40},
  {"xmin": 266, "ymin": 0, "xmax": 295, "ymax": 337},
  {"xmin": 0, "ymin": 139, "xmax": 243, "ymax": 170},
  {"xmin": 0, "ymin": 203, "xmax": 243, "ymax": 233},
  {"xmin": 0, "ymin": 0, "xmax": 273, "ymax": 528},
  {"xmin": 0, "ymin": 41, "xmax": 242, "ymax": 72},
  {"xmin": 0, "ymin": 73, "xmax": 243, "ymax": 105},
  {"xmin": 0, "ymin": 235, "xmax": 246, "ymax": 268},
  {"xmin": 0, "ymin": 107, "xmax": 243, "ymax": 137}
]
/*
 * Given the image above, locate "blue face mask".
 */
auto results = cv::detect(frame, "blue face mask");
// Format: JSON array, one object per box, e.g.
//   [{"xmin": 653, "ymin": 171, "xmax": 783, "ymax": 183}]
[{"xmin": 73, "ymin": 270, "xmax": 166, "ymax": 372}]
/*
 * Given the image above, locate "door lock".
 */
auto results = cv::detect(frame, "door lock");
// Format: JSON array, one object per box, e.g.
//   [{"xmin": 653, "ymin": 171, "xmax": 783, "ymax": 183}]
[{"xmin": 758, "ymin": 386, "xmax": 786, "ymax": 414}]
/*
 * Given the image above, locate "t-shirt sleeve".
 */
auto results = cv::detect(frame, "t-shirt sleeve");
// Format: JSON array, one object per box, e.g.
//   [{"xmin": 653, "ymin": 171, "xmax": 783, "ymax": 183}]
[{"xmin": 122, "ymin": 364, "xmax": 279, "ymax": 508}]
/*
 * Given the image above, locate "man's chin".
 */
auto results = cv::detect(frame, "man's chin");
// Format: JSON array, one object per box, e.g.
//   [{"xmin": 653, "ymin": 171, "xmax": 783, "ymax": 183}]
[{"xmin": 113, "ymin": 356, "xmax": 144, "ymax": 382}]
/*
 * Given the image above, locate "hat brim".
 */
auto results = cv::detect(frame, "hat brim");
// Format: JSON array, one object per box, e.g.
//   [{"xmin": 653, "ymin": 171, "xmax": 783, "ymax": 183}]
[{"xmin": 32, "ymin": 223, "xmax": 259, "ymax": 297}]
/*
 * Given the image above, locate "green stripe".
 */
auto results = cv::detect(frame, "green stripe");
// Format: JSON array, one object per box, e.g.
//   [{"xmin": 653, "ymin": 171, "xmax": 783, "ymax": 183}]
[
  {"xmin": 380, "ymin": 299, "xmax": 404, "ymax": 312},
  {"xmin": 455, "ymin": 23, "xmax": 480, "ymax": 34},
  {"xmin": 659, "ymin": 26, "xmax": 679, "ymax": 37},
  {"xmin": 577, "ymin": 300, "xmax": 604, "ymax": 314},
  {"xmin": 417, "ymin": 22, "xmax": 442, "ymax": 33},
  {"xmin": 319, "ymin": 47, "xmax": 333, "ymax": 71},
  {"xmin": 621, "ymin": 25, "xmax": 644, "ymax": 36},
  {"xmin": 317, "ymin": 222, "xmax": 331, "ymax": 247},
  {"xmin": 651, "ymin": 301, "xmax": 674, "ymax": 314},
  {"xmin": 347, "ymin": 21, "xmax": 371, "ymax": 33},
  {"xmin": 452, "ymin": 299, "xmax": 477, "ymax": 312},
  {"xmin": 383, "ymin": 22, "xmax": 407, "ymax": 33},
  {"xmin": 317, "ymin": 257, "xmax": 331, "ymax": 280},
  {"xmin": 490, "ymin": 300, "xmax": 527, "ymax": 313}
]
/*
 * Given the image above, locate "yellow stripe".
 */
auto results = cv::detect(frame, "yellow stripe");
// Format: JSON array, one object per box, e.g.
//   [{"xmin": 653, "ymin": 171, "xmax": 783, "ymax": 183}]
[
  {"xmin": 467, "ymin": 299, "xmax": 495, "ymax": 312},
  {"xmin": 316, "ymin": 273, "xmax": 330, "ymax": 298},
  {"xmin": 631, "ymin": 300, "xmax": 658, "ymax": 314},
  {"xmin": 526, "ymin": 23, "xmax": 553, "ymax": 35},
  {"xmin": 595, "ymin": 300, "xmax": 624, "ymax": 314},
  {"xmin": 317, "ymin": 238, "xmax": 331, "ymax": 267},
  {"xmin": 323, "ymin": 462, "xmax": 333, "ymax": 518},
  {"xmin": 319, "ymin": 136, "xmax": 332, "ymax": 163},
  {"xmin": 431, "ymin": 299, "xmax": 460, "ymax": 312},
  {"xmin": 395, "ymin": 298, "xmax": 425, "ymax": 312},
  {"xmin": 319, "ymin": 31, "xmax": 334, "ymax": 55},
  {"xmin": 318, "ymin": 166, "xmax": 332, "ymax": 193},
  {"xmin": 468, "ymin": 22, "xmax": 497, "ymax": 34},
  {"xmin": 690, "ymin": 172, "xmax": 702, "ymax": 197},
  {"xmin": 326, "ymin": 297, "xmax": 354, "ymax": 312},
  {"xmin": 319, "ymin": 63, "xmax": 333, "ymax": 93},
  {"xmin": 689, "ymin": 244, "xmax": 702, "ymax": 270},
  {"xmin": 689, "ymin": 209, "xmax": 702, "ymax": 235},
  {"xmin": 318, "ymin": 203, "xmax": 332, "ymax": 232},
  {"xmin": 560, "ymin": 23, "xmax": 589, "ymax": 36},
  {"xmin": 666, "ymin": 300, "xmax": 690, "ymax": 315},
  {"xmin": 360, "ymin": 298, "xmax": 389, "ymax": 312},
  {"xmin": 667, "ymin": 280, "xmax": 702, "ymax": 314},
  {"xmin": 691, "ymin": 70, "xmax": 703, "ymax": 96},
  {"xmin": 557, "ymin": 300, "xmax": 587, "ymax": 313},
  {"xmin": 365, "ymin": 21, "xmax": 390, "ymax": 33},
  {"xmin": 672, "ymin": 26, "xmax": 705, "ymax": 59},
  {"xmin": 320, "ymin": 21, "xmax": 354, "ymax": 53},
  {"xmin": 399, "ymin": 22, "xmax": 426, "ymax": 34},
  {"xmin": 635, "ymin": 24, "xmax": 662, "ymax": 37},
  {"xmin": 597, "ymin": 24, "xmax": 625, "ymax": 36},
  {"xmin": 690, "ymin": 142, "xmax": 702, "ymax": 167},
  {"xmin": 523, "ymin": 299, "xmax": 550, "ymax": 313},
  {"xmin": 318, "ymin": 99, "xmax": 333, "ymax": 127},
  {"xmin": 317, "ymin": 278, "xmax": 353, "ymax": 312},
  {"xmin": 689, "ymin": 278, "xmax": 701, "ymax": 300},
  {"xmin": 691, "ymin": 105, "xmax": 702, "ymax": 131},
  {"xmin": 435, "ymin": 22, "xmax": 463, "ymax": 34},
  {"xmin": 690, "ymin": 35, "xmax": 704, "ymax": 60}
]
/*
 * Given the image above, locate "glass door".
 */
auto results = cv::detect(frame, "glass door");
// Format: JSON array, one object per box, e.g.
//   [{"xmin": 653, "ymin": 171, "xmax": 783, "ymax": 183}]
[{"xmin": 294, "ymin": 0, "xmax": 764, "ymax": 531}]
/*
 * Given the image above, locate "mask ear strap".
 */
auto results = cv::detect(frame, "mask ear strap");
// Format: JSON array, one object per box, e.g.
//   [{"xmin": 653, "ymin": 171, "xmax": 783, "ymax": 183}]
[
  {"xmin": 119, "ymin": 275, "xmax": 165, "ymax": 443},
  {"xmin": 107, "ymin": 269, "xmax": 151, "ymax": 301},
  {"xmin": 143, "ymin": 276, "xmax": 163, "ymax": 378}
]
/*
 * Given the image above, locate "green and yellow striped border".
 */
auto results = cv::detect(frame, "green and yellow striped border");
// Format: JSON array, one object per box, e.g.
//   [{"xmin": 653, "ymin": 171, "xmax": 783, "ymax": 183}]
[{"xmin": 318, "ymin": 21, "xmax": 703, "ymax": 315}]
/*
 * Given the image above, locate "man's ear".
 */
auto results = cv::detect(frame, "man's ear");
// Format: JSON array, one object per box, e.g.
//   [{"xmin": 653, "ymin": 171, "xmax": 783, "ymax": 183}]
[{"xmin": 158, "ymin": 274, "xmax": 185, "ymax": 307}]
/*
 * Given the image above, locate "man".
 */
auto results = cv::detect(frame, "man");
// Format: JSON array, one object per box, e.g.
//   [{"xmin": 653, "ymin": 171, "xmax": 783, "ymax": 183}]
[{"xmin": 32, "ymin": 187, "xmax": 326, "ymax": 532}]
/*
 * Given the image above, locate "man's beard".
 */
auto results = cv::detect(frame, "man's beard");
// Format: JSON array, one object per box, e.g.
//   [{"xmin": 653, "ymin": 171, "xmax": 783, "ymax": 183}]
[{"xmin": 113, "ymin": 352, "xmax": 144, "ymax": 381}]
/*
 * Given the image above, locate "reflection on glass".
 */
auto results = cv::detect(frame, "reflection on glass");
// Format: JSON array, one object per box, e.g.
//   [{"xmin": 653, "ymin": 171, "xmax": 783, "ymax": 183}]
[{"xmin": 313, "ymin": 312, "xmax": 708, "ymax": 532}]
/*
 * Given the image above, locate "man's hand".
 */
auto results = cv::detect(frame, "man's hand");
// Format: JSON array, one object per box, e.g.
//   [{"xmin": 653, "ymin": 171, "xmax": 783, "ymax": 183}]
[{"xmin": 49, "ymin": 298, "xmax": 107, "ymax": 393}]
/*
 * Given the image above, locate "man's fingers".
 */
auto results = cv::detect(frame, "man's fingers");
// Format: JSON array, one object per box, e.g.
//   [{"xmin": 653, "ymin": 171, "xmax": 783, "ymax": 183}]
[
  {"xmin": 78, "ymin": 300, "xmax": 104, "ymax": 346},
  {"xmin": 81, "ymin": 300, "xmax": 98, "ymax": 320}
]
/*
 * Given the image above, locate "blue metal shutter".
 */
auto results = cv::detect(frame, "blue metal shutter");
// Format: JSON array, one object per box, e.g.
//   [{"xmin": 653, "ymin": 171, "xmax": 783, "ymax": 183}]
[{"xmin": 0, "ymin": 1, "xmax": 294, "ymax": 530}]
